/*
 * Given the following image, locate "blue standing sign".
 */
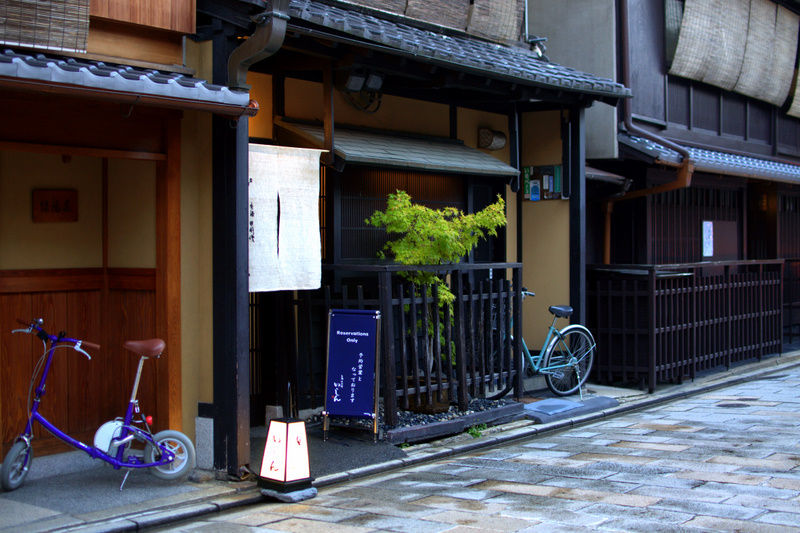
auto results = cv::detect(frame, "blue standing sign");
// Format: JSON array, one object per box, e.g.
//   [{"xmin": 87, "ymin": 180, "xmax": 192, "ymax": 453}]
[{"xmin": 322, "ymin": 309, "xmax": 381, "ymax": 441}]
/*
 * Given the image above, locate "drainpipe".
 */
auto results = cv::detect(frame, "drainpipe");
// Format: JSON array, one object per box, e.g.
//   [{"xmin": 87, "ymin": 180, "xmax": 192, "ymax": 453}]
[
  {"xmin": 604, "ymin": 0, "xmax": 695, "ymax": 264},
  {"xmin": 227, "ymin": 0, "xmax": 290, "ymax": 90}
]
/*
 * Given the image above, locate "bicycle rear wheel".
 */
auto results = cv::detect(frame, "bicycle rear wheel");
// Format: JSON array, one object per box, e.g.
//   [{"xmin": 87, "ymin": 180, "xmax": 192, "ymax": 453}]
[{"xmin": 543, "ymin": 324, "xmax": 595, "ymax": 396}]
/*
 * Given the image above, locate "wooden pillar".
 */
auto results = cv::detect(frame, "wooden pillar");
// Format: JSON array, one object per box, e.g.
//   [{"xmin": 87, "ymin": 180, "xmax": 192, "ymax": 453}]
[
  {"xmin": 156, "ymin": 115, "xmax": 182, "ymax": 430},
  {"xmin": 211, "ymin": 31, "xmax": 250, "ymax": 476},
  {"xmin": 566, "ymin": 106, "xmax": 587, "ymax": 325}
]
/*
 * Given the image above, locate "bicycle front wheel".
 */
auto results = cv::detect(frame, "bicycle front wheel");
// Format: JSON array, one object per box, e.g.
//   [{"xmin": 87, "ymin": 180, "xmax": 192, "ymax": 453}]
[
  {"xmin": 145, "ymin": 430, "xmax": 195, "ymax": 480},
  {"xmin": 543, "ymin": 324, "xmax": 595, "ymax": 396},
  {"xmin": 1, "ymin": 440, "xmax": 33, "ymax": 491}
]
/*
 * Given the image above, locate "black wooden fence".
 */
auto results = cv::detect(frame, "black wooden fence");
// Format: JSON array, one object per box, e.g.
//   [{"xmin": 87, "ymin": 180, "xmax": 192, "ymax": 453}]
[
  {"xmin": 588, "ymin": 260, "xmax": 783, "ymax": 392},
  {"xmin": 784, "ymin": 259, "xmax": 800, "ymax": 343},
  {"xmin": 288, "ymin": 263, "xmax": 523, "ymax": 426}
]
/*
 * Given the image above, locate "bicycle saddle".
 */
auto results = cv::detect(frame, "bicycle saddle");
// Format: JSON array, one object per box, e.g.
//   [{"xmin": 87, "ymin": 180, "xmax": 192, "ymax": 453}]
[
  {"xmin": 548, "ymin": 305, "xmax": 573, "ymax": 318},
  {"xmin": 123, "ymin": 339, "xmax": 165, "ymax": 358}
]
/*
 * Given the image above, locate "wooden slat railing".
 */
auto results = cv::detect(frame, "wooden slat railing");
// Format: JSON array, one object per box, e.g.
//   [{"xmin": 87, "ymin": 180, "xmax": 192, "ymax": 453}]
[
  {"xmin": 278, "ymin": 262, "xmax": 522, "ymax": 426},
  {"xmin": 588, "ymin": 260, "xmax": 783, "ymax": 393}
]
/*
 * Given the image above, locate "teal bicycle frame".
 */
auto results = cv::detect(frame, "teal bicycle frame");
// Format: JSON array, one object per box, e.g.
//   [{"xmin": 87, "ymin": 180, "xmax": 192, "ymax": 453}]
[{"xmin": 515, "ymin": 289, "xmax": 596, "ymax": 399}]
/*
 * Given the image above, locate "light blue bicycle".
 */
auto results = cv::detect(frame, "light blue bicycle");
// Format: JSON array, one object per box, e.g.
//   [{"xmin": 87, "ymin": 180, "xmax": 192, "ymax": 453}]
[{"xmin": 514, "ymin": 288, "xmax": 596, "ymax": 398}]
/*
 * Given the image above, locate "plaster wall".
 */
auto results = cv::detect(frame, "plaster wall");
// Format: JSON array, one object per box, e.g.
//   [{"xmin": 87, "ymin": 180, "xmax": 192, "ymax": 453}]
[
  {"xmin": 0, "ymin": 151, "xmax": 157, "ymax": 269},
  {"xmin": 179, "ymin": 110, "xmax": 214, "ymax": 438},
  {"xmin": 520, "ymin": 110, "xmax": 570, "ymax": 348},
  {"xmin": 283, "ymin": 78, "xmax": 450, "ymax": 137},
  {"xmin": 528, "ymin": 0, "xmax": 618, "ymax": 160}
]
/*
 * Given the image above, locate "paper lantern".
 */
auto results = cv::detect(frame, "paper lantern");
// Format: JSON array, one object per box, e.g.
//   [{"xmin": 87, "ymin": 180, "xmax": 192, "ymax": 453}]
[{"xmin": 257, "ymin": 418, "xmax": 313, "ymax": 493}]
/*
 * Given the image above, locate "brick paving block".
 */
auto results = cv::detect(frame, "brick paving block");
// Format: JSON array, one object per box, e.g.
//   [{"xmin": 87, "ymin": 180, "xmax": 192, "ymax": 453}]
[
  {"xmin": 768, "ymin": 476, "xmax": 800, "ymax": 490},
  {"xmin": 649, "ymin": 498, "xmax": 764, "ymax": 521},
  {"xmin": 630, "ymin": 484, "xmax": 731, "ymax": 504},
  {"xmin": 581, "ymin": 502, "xmax": 694, "ymax": 524},
  {"xmin": 219, "ymin": 509, "xmax": 295, "ymax": 527},
  {"xmin": 336, "ymin": 498, "xmax": 444, "ymax": 519},
  {"xmin": 268, "ymin": 516, "xmax": 374, "ymax": 532},
  {"xmin": 685, "ymin": 515, "xmax": 798, "ymax": 532},
  {"xmin": 568, "ymin": 452, "xmax": 656, "ymax": 465},
  {"xmin": 610, "ymin": 441, "xmax": 691, "ymax": 452},
  {"xmin": 423, "ymin": 509, "xmax": 535, "ymax": 531},
  {"xmin": 674, "ymin": 470, "xmax": 769, "ymax": 485},
  {"xmin": 708, "ymin": 455, "xmax": 796, "ymax": 471},
  {"xmin": 631, "ymin": 423, "xmax": 703, "ymax": 432},
  {"xmin": 410, "ymin": 494, "xmax": 508, "ymax": 513},
  {"xmin": 338, "ymin": 512, "xmax": 453, "ymax": 532},
  {"xmin": 755, "ymin": 511, "xmax": 800, "ymax": 527},
  {"xmin": 724, "ymin": 494, "xmax": 800, "ymax": 514}
]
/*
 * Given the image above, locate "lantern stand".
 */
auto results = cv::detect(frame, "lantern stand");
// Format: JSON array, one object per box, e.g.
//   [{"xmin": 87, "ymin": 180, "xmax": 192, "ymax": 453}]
[{"xmin": 257, "ymin": 384, "xmax": 317, "ymax": 502}]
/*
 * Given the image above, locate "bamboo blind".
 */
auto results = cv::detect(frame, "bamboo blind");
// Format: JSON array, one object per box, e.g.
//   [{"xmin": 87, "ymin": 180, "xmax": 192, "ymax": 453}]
[
  {"xmin": 0, "ymin": 0, "xmax": 89, "ymax": 53},
  {"xmin": 670, "ymin": 0, "xmax": 798, "ymax": 107},
  {"xmin": 344, "ymin": 0, "xmax": 407, "ymax": 15},
  {"xmin": 467, "ymin": 0, "xmax": 524, "ymax": 43},
  {"xmin": 405, "ymin": 0, "xmax": 470, "ymax": 30}
]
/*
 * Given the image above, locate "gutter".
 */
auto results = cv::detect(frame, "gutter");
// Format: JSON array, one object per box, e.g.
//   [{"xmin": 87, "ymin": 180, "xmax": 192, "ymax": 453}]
[
  {"xmin": 227, "ymin": 0, "xmax": 290, "ymax": 91},
  {"xmin": 603, "ymin": 0, "xmax": 695, "ymax": 264}
]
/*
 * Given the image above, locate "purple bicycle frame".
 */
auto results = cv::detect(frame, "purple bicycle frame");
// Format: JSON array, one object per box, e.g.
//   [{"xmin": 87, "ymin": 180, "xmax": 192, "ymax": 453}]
[{"xmin": 18, "ymin": 328, "xmax": 174, "ymax": 470}]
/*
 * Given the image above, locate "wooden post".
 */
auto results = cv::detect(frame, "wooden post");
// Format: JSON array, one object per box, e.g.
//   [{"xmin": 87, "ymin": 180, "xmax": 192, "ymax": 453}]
[
  {"xmin": 453, "ymin": 271, "xmax": 468, "ymax": 410},
  {"xmin": 379, "ymin": 271, "xmax": 397, "ymax": 426},
  {"xmin": 513, "ymin": 268, "xmax": 523, "ymax": 399}
]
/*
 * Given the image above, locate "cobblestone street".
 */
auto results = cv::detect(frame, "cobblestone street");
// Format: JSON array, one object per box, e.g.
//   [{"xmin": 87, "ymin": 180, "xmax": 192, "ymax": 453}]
[{"xmin": 155, "ymin": 369, "xmax": 800, "ymax": 532}]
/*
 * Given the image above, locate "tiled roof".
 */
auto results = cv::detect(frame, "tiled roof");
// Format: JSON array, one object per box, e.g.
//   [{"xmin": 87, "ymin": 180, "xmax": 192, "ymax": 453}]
[
  {"xmin": 0, "ymin": 49, "xmax": 252, "ymax": 115},
  {"xmin": 276, "ymin": 120, "xmax": 519, "ymax": 177},
  {"xmin": 619, "ymin": 133, "xmax": 800, "ymax": 183},
  {"xmin": 287, "ymin": 0, "xmax": 630, "ymax": 102}
]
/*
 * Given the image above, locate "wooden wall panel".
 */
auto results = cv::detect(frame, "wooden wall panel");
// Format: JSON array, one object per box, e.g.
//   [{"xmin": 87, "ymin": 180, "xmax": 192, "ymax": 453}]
[
  {"xmin": 0, "ymin": 270, "xmax": 155, "ymax": 456},
  {"xmin": 0, "ymin": 294, "xmax": 34, "ymax": 451},
  {"xmin": 90, "ymin": 0, "xmax": 194, "ymax": 33}
]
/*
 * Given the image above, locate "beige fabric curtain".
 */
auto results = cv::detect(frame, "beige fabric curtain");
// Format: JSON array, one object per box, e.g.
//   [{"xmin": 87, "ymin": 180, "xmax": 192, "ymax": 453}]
[
  {"xmin": 670, "ymin": 0, "xmax": 799, "ymax": 107},
  {"xmin": 248, "ymin": 145, "xmax": 324, "ymax": 293},
  {"xmin": 0, "ymin": 0, "xmax": 89, "ymax": 53}
]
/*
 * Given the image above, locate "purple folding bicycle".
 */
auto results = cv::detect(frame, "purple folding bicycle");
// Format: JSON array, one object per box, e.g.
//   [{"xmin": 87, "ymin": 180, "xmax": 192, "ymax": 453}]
[{"xmin": 1, "ymin": 318, "xmax": 195, "ymax": 491}]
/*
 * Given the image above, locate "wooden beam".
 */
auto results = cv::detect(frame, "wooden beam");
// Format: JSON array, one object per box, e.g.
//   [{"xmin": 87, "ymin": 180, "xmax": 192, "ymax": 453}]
[{"xmin": 0, "ymin": 141, "xmax": 166, "ymax": 161}]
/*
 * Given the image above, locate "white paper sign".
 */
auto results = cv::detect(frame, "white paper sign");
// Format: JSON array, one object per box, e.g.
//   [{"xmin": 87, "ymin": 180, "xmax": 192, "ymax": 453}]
[
  {"xmin": 702, "ymin": 220, "xmax": 714, "ymax": 257},
  {"xmin": 248, "ymin": 144, "xmax": 324, "ymax": 292}
]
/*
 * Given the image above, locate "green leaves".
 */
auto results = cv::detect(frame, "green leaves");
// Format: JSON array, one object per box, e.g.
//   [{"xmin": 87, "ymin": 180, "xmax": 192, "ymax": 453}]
[
  {"xmin": 366, "ymin": 190, "xmax": 507, "ymax": 306},
  {"xmin": 367, "ymin": 190, "xmax": 506, "ymax": 268}
]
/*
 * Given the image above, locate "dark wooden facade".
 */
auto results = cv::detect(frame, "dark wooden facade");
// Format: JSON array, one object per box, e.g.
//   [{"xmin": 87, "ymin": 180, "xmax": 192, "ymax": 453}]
[{"xmin": 586, "ymin": 0, "xmax": 800, "ymax": 390}]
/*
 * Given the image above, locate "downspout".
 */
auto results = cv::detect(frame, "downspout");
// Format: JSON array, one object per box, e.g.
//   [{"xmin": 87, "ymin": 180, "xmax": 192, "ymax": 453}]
[
  {"xmin": 227, "ymin": 0, "xmax": 290, "ymax": 91},
  {"xmin": 604, "ymin": 0, "xmax": 695, "ymax": 264}
]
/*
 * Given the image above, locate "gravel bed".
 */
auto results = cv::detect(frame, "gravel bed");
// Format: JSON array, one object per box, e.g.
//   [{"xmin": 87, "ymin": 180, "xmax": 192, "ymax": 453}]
[{"xmin": 307, "ymin": 397, "xmax": 516, "ymax": 432}]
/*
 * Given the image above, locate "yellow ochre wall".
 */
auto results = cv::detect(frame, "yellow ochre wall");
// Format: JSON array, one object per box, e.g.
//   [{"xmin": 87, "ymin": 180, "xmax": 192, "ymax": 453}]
[
  {"xmin": 520, "ymin": 110, "xmax": 570, "ymax": 349},
  {"xmin": 0, "ymin": 152, "xmax": 155, "ymax": 270}
]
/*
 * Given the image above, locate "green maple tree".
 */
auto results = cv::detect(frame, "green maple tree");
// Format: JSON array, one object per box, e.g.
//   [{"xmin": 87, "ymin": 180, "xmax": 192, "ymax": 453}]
[{"xmin": 366, "ymin": 189, "xmax": 507, "ymax": 307}]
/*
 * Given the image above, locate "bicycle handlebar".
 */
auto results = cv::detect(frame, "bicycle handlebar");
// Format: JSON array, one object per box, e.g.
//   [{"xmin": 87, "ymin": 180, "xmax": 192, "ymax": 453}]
[
  {"xmin": 520, "ymin": 287, "xmax": 536, "ymax": 298},
  {"xmin": 13, "ymin": 318, "xmax": 100, "ymax": 358}
]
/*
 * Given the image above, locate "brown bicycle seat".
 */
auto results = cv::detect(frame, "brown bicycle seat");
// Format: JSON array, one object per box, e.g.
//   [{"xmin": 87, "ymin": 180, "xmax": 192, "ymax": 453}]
[{"xmin": 123, "ymin": 339, "xmax": 165, "ymax": 358}]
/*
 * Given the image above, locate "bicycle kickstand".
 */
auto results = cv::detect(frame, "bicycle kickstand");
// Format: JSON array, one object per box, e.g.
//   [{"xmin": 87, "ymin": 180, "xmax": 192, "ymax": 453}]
[{"xmin": 120, "ymin": 470, "xmax": 132, "ymax": 491}]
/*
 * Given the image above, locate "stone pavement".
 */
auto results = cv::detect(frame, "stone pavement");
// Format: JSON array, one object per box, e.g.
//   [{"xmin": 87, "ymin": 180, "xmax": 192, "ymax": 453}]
[
  {"xmin": 156, "ymin": 366, "xmax": 800, "ymax": 532},
  {"xmin": 1, "ymin": 353, "xmax": 798, "ymax": 532}
]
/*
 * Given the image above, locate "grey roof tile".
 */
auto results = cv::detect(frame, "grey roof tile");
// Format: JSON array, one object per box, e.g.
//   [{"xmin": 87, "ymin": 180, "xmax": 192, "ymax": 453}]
[
  {"xmin": 0, "ymin": 48, "xmax": 251, "ymax": 111},
  {"xmin": 287, "ymin": 0, "xmax": 629, "ymax": 100},
  {"xmin": 620, "ymin": 133, "xmax": 800, "ymax": 184},
  {"xmin": 276, "ymin": 120, "xmax": 519, "ymax": 177}
]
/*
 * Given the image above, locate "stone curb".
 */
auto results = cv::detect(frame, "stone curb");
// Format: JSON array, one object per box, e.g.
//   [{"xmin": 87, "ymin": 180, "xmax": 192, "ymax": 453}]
[{"xmin": 57, "ymin": 355, "xmax": 800, "ymax": 532}]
